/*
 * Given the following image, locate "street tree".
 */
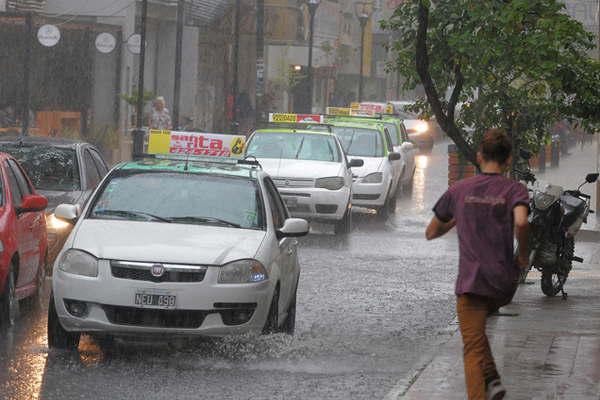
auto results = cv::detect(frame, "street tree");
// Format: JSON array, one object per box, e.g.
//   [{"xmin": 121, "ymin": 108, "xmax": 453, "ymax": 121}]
[{"xmin": 383, "ymin": 0, "xmax": 600, "ymax": 166}]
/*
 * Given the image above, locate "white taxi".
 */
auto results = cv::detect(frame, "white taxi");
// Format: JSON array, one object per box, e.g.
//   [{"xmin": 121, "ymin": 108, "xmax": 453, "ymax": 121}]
[
  {"xmin": 48, "ymin": 157, "xmax": 308, "ymax": 349},
  {"xmin": 246, "ymin": 126, "xmax": 363, "ymax": 234}
]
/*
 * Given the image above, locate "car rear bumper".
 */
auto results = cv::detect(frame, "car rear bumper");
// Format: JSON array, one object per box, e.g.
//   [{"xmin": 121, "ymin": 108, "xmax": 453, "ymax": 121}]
[
  {"xmin": 277, "ymin": 186, "xmax": 350, "ymax": 221},
  {"xmin": 52, "ymin": 261, "xmax": 274, "ymax": 336}
]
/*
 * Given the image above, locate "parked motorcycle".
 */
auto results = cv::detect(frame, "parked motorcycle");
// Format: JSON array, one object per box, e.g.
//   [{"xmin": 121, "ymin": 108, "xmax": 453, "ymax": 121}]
[{"xmin": 515, "ymin": 155, "xmax": 598, "ymax": 298}]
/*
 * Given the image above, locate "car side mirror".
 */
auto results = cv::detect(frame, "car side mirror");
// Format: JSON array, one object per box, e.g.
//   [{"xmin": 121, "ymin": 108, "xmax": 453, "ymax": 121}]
[
  {"xmin": 585, "ymin": 173, "xmax": 599, "ymax": 183},
  {"xmin": 17, "ymin": 194, "xmax": 48, "ymax": 213},
  {"xmin": 276, "ymin": 218, "xmax": 309, "ymax": 239},
  {"xmin": 54, "ymin": 203, "xmax": 80, "ymax": 223},
  {"xmin": 349, "ymin": 158, "xmax": 364, "ymax": 168},
  {"xmin": 388, "ymin": 152, "xmax": 401, "ymax": 161}
]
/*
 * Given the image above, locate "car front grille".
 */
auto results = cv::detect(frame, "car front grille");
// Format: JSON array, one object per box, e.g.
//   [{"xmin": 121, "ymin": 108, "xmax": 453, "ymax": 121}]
[
  {"xmin": 353, "ymin": 194, "xmax": 380, "ymax": 200},
  {"xmin": 102, "ymin": 305, "xmax": 208, "ymax": 329},
  {"xmin": 273, "ymin": 177, "xmax": 315, "ymax": 188},
  {"xmin": 110, "ymin": 261, "xmax": 207, "ymax": 283},
  {"xmin": 315, "ymin": 204, "xmax": 338, "ymax": 214}
]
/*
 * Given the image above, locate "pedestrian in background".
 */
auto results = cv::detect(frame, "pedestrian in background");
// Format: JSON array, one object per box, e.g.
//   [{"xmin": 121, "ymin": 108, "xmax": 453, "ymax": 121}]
[
  {"xmin": 149, "ymin": 96, "xmax": 172, "ymax": 130},
  {"xmin": 425, "ymin": 129, "xmax": 530, "ymax": 400}
]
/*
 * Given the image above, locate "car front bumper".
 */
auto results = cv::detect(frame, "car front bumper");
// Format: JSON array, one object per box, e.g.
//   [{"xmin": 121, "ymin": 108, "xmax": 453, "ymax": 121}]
[
  {"xmin": 52, "ymin": 261, "xmax": 274, "ymax": 337},
  {"xmin": 351, "ymin": 180, "xmax": 389, "ymax": 208},
  {"xmin": 276, "ymin": 186, "xmax": 350, "ymax": 222}
]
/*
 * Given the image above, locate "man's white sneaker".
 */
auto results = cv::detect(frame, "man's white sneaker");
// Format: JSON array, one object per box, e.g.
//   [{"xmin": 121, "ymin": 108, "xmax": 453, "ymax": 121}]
[{"xmin": 486, "ymin": 378, "xmax": 506, "ymax": 400}]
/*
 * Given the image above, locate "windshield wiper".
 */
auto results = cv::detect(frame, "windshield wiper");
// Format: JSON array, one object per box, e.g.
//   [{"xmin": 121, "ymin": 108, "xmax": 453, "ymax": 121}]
[
  {"xmin": 93, "ymin": 209, "xmax": 171, "ymax": 223},
  {"xmin": 168, "ymin": 216, "xmax": 241, "ymax": 228}
]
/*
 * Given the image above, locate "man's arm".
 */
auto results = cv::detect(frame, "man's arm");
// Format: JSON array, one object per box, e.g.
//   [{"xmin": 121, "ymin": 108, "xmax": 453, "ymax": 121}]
[
  {"xmin": 426, "ymin": 216, "xmax": 456, "ymax": 241},
  {"xmin": 514, "ymin": 204, "xmax": 530, "ymax": 268}
]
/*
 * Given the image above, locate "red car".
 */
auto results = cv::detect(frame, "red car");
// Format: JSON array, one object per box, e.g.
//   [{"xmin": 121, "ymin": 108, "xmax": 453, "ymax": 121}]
[{"xmin": 0, "ymin": 152, "xmax": 48, "ymax": 326}]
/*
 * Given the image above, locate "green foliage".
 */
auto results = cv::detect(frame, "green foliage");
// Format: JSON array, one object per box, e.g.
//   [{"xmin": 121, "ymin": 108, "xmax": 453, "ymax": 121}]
[
  {"xmin": 383, "ymin": 0, "xmax": 600, "ymax": 157},
  {"xmin": 119, "ymin": 89, "xmax": 155, "ymax": 107}
]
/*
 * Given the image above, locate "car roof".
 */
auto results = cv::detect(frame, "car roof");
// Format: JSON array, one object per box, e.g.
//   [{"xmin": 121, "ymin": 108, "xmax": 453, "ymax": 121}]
[
  {"xmin": 253, "ymin": 128, "xmax": 332, "ymax": 136},
  {"xmin": 327, "ymin": 119, "xmax": 385, "ymax": 131},
  {"xmin": 115, "ymin": 158, "xmax": 262, "ymax": 179},
  {"xmin": 0, "ymin": 135, "xmax": 86, "ymax": 149}
]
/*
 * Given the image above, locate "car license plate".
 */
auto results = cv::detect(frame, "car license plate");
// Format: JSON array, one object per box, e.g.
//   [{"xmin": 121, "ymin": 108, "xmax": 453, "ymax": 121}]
[
  {"xmin": 283, "ymin": 197, "xmax": 298, "ymax": 208},
  {"xmin": 134, "ymin": 293, "xmax": 176, "ymax": 309}
]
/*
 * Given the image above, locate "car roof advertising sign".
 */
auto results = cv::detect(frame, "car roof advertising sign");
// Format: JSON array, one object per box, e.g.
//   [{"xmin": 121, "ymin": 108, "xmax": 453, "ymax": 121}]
[{"xmin": 147, "ymin": 130, "xmax": 246, "ymax": 158}]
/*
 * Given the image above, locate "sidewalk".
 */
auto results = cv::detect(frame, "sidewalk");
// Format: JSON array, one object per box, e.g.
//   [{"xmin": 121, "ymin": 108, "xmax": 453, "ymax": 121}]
[{"xmin": 397, "ymin": 237, "xmax": 600, "ymax": 400}]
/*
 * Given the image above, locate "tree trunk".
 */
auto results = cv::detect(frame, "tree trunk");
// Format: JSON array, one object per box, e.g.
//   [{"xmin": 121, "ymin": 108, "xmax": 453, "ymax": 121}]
[{"xmin": 414, "ymin": 1, "xmax": 478, "ymax": 168}]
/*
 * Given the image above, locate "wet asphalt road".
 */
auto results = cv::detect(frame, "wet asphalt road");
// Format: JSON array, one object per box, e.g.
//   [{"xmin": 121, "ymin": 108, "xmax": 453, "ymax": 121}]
[{"xmin": 0, "ymin": 144, "xmax": 460, "ymax": 400}]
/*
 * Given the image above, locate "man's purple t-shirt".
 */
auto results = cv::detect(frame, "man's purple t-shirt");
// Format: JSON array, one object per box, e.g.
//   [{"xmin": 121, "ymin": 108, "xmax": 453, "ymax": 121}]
[{"xmin": 433, "ymin": 174, "xmax": 529, "ymax": 300}]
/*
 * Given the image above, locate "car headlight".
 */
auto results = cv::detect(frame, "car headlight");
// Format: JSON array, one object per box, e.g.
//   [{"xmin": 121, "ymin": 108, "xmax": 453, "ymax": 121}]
[
  {"xmin": 46, "ymin": 213, "xmax": 71, "ymax": 230},
  {"xmin": 415, "ymin": 121, "xmax": 429, "ymax": 133},
  {"xmin": 315, "ymin": 176, "xmax": 345, "ymax": 190},
  {"xmin": 533, "ymin": 191, "xmax": 555, "ymax": 211},
  {"xmin": 218, "ymin": 259, "xmax": 268, "ymax": 283},
  {"xmin": 362, "ymin": 172, "xmax": 383, "ymax": 183},
  {"xmin": 58, "ymin": 249, "xmax": 98, "ymax": 277}
]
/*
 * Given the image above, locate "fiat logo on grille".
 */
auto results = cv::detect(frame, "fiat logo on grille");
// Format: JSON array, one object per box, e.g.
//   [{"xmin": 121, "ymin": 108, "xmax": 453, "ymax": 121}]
[
  {"xmin": 151, "ymin": 264, "xmax": 165, "ymax": 277},
  {"xmin": 285, "ymin": 180, "xmax": 290, "ymax": 186}
]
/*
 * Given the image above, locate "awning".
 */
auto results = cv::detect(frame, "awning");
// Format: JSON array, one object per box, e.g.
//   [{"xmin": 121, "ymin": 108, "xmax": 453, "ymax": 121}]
[
  {"xmin": 150, "ymin": 0, "xmax": 233, "ymax": 26},
  {"xmin": 6, "ymin": 0, "xmax": 45, "ymax": 12}
]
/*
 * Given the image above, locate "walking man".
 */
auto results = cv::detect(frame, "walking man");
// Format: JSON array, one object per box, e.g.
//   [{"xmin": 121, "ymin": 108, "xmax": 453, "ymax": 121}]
[{"xmin": 425, "ymin": 129, "xmax": 530, "ymax": 400}]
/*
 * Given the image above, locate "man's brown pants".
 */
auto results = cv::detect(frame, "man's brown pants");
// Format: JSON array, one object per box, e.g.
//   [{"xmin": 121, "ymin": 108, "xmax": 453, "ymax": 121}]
[{"xmin": 457, "ymin": 294, "xmax": 504, "ymax": 400}]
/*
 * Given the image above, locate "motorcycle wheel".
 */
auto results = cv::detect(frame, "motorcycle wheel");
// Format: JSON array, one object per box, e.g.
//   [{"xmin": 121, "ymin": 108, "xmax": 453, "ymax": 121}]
[{"xmin": 541, "ymin": 272, "xmax": 567, "ymax": 297}]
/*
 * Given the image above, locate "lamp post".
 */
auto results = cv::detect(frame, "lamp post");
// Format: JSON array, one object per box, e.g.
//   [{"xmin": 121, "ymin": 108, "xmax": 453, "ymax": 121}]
[
  {"xmin": 354, "ymin": 1, "xmax": 373, "ymax": 103},
  {"xmin": 306, "ymin": 0, "xmax": 320, "ymax": 114},
  {"xmin": 133, "ymin": 0, "xmax": 148, "ymax": 159}
]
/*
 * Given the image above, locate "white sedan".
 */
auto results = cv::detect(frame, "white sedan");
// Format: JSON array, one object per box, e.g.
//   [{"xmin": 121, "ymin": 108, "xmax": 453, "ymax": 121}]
[
  {"xmin": 48, "ymin": 158, "xmax": 308, "ymax": 349},
  {"xmin": 246, "ymin": 129, "xmax": 363, "ymax": 234}
]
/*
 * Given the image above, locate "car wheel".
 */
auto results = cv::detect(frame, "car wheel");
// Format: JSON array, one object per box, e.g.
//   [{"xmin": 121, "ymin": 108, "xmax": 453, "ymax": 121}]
[
  {"xmin": 334, "ymin": 207, "xmax": 352, "ymax": 235},
  {"xmin": 0, "ymin": 265, "xmax": 19, "ymax": 326},
  {"xmin": 377, "ymin": 185, "xmax": 395, "ymax": 220},
  {"xmin": 281, "ymin": 283, "xmax": 297, "ymax": 336},
  {"xmin": 25, "ymin": 262, "xmax": 46, "ymax": 310},
  {"xmin": 262, "ymin": 286, "xmax": 279, "ymax": 335},
  {"xmin": 47, "ymin": 292, "xmax": 80, "ymax": 350}
]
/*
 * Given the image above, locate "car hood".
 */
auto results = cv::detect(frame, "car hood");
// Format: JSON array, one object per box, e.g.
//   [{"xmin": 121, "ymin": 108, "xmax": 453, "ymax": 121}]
[
  {"xmin": 71, "ymin": 220, "xmax": 266, "ymax": 265},
  {"xmin": 257, "ymin": 158, "xmax": 343, "ymax": 179},
  {"xmin": 38, "ymin": 190, "xmax": 85, "ymax": 213},
  {"xmin": 350, "ymin": 157, "xmax": 384, "ymax": 178}
]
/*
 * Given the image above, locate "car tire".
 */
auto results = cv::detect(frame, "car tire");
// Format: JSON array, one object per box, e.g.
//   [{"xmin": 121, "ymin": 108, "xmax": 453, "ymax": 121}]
[
  {"xmin": 281, "ymin": 282, "xmax": 297, "ymax": 336},
  {"xmin": 24, "ymin": 261, "xmax": 46, "ymax": 310},
  {"xmin": 262, "ymin": 286, "xmax": 280, "ymax": 335},
  {"xmin": 47, "ymin": 292, "xmax": 80, "ymax": 350},
  {"xmin": 0, "ymin": 264, "xmax": 19, "ymax": 327},
  {"xmin": 334, "ymin": 207, "xmax": 352, "ymax": 235},
  {"xmin": 377, "ymin": 185, "xmax": 396, "ymax": 219}
]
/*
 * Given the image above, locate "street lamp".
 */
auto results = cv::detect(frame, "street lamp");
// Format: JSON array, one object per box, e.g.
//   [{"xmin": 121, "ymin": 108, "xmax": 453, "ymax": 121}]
[
  {"xmin": 354, "ymin": 1, "xmax": 373, "ymax": 103},
  {"xmin": 306, "ymin": 0, "xmax": 320, "ymax": 114}
]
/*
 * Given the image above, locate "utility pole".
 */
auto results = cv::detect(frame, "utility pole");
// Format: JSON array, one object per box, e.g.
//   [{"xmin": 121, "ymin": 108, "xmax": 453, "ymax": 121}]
[
  {"xmin": 21, "ymin": 12, "xmax": 32, "ymax": 136},
  {"xmin": 133, "ymin": 0, "xmax": 148, "ymax": 159},
  {"xmin": 357, "ymin": 17, "xmax": 367, "ymax": 103},
  {"xmin": 596, "ymin": 0, "xmax": 600, "ymax": 211},
  {"xmin": 173, "ymin": 0, "xmax": 185, "ymax": 129},
  {"xmin": 306, "ymin": 0, "xmax": 320, "ymax": 114},
  {"xmin": 255, "ymin": 0, "xmax": 265, "ymax": 129},
  {"xmin": 231, "ymin": 0, "xmax": 241, "ymax": 133}
]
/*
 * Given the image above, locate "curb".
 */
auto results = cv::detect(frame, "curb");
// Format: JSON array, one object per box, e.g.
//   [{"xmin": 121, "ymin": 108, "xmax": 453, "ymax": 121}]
[{"xmin": 383, "ymin": 319, "xmax": 459, "ymax": 400}]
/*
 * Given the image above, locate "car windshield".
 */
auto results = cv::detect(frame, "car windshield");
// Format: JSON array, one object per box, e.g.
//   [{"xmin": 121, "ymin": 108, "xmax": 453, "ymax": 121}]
[
  {"xmin": 247, "ymin": 132, "xmax": 340, "ymax": 162},
  {"xmin": 333, "ymin": 127, "xmax": 383, "ymax": 157},
  {"xmin": 384, "ymin": 123, "xmax": 400, "ymax": 146},
  {"xmin": 89, "ymin": 171, "xmax": 264, "ymax": 230},
  {"xmin": 0, "ymin": 145, "xmax": 80, "ymax": 191}
]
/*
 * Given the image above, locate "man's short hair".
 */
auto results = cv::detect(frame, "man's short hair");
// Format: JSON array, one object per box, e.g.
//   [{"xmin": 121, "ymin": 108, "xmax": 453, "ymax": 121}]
[{"xmin": 480, "ymin": 128, "xmax": 512, "ymax": 164}]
